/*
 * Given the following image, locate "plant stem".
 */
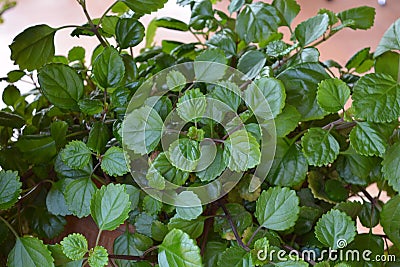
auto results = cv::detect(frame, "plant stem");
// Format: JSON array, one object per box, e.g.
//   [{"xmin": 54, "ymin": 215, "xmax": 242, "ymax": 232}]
[
  {"xmin": 97, "ymin": 1, "xmax": 118, "ymax": 27},
  {"xmin": 95, "ymin": 229, "xmax": 102, "ymax": 246},
  {"xmin": 77, "ymin": 0, "xmax": 107, "ymax": 47},
  {"xmin": 246, "ymin": 225, "xmax": 263, "ymax": 247},
  {"xmin": 0, "ymin": 216, "xmax": 19, "ymax": 238}
]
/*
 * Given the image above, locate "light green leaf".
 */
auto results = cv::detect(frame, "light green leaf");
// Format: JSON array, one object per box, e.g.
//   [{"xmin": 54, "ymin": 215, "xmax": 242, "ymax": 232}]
[
  {"xmin": 168, "ymin": 215, "xmax": 205, "ymax": 239},
  {"xmin": 349, "ymin": 121, "xmax": 389, "ymax": 157},
  {"xmin": 78, "ymin": 99, "xmax": 104, "ymax": 115},
  {"xmin": 244, "ymin": 77, "xmax": 286, "ymax": 119},
  {"xmin": 0, "ymin": 111, "xmax": 25, "ymax": 128},
  {"xmin": 374, "ymin": 18, "xmax": 400, "ymax": 57},
  {"xmin": 88, "ymin": 246, "xmax": 108, "ymax": 267},
  {"xmin": 61, "ymin": 141, "xmax": 92, "ymax": 169},
  {"xmin": 274, "ymin": 104, "xmax": 301, "ymax": 137},
  {"xmin": 177, "ymin": 88, "xmax": 207, "ymax": 122},
  {"xmin": 38, "ymin": 63, "xmax": 84, "ymax": 110},
  {"xmin": 382, "ymin": 142, "xmax": 400, "ymax": 193},
  {"xmin": 315, "ymin": 209, "xmax": 357, "ymax": 249},
  {"xmin": 168, "ymin": 138, "xmax": 200, "ymax": 172},
  {"xmin": 60, "ymin": 233, "xmax": 88, "ymax": 261},
  {"xmin": 267, "ymin": 138, "xmax": 308, "ymax": 187},
  {"xmin": 375, "ymin": 51, "xmax": 400, "ymax": 82},
  {"xmin": 223, "ymin": 129, "xmax": 261, "ymax": 172},
  {"xmin": 158, "ymin": 229, "xmax": 202, "ymax": 267},
  {"xmin": 352, "ymin": 73, "xmax": 400, "ymax": 123},
  {"xmin": 0, "ymin": 170, "xmax": 21, "ymax": 210},
  {"xmin": 143, "ymin": 195, "xmax": 162, "ymax": 215},
  {"xmin": 64, "ymin": 178, "xmax": 97, "ymax": 218},
  {"xmin": 228, "ymin": 0, "xmax": 244, "ymax": 13},
  {"xmin": 255, "ymin": 187, "xmax": 300, "ymax": 231},
  {"xmin": 90, "ymin": 183, "xmax": 131, "ymax": 231},
  {"xmin": 217, "ymin": 247, "xmax": 252, "ymax": 267},
  {"xmin": 194, "ymin": 49, "xmax": 228, "ymax": 82},
  {"xmin": 146, "ymin": 152, "xmax": 189, "ymax": 186},
  {"xmin": 381, "ymin": 195, "xmax": 400, "ymax": 248},
  {"xmin": 9, "ymin": 24, "xmax": 56, "ymax": 71},
  {"xmin": 301, "ymin": 128, "xmax": 340, "ymax": 166},
  {"xmin": 93, "ymin": 47, "xmax": 125, "ymax": 89},
  {"xmin": 210, "ymin": 81, "xmax": 241, "ymax": 112},
  {"xmin": 317, "ymin": 78, "xmax": 351, "ymax": 113},
  {"xmin": 272, "ymin": 0, "xmax": 300, "ymax": 26},
  {"xmin": 120, "ymin": 0, "xmax": 168, "ymax": 16},
  {"xmin": 46, "ymin": 179, "xmax": 71, "ymax": 216},
  {"xmin": 295, "ymin": 14, "xmax": 329, "ymax": 46},
  {"xmin": 166, "ymin": 70, "xmax": 186, "ymax": 92},
  {"xmin": 7, "ymin": 236, "xmax": 55, "ymax": 267},
  {"xmin": 123, "ymin": 105, "xmax": 163, "ymax": 155},
  {"xmin": 195, "ymin": 145, "xmax": 226, "ymax": 182},
  {"xmin": 68, "ymin": 46, "xmax": 85, "ymax": 62},
  {"xmin": 101, "ymin": 147, "xmax": 129, "ymax": 177},
  {"xmin": 337, "ymin": 6, "xmax": 375, "ymax": 30},
  {"xmin": 116, "ymin": 18, "xmax": 145, "ymax": 49},
  {"xmin": 236, "ymin": 2, "xmax": 280, "ymax": 43},
  {"xmin": 175, "ymin": 191, "xmax": 203, "ymax": 221},
  {"xmin": 113, "ymin": 231, "xmax": 153, "ymax": 267},
  {"xmin": 345, "ymin": 47, "xmax": 371, "ymax": 70},
  {"xmin": 237, "ymin": 50, "xmax": 266, "ymax": 80},
  {"xmin": 87, "ymin": 122, "xmax": 110, "ymax": 154}
]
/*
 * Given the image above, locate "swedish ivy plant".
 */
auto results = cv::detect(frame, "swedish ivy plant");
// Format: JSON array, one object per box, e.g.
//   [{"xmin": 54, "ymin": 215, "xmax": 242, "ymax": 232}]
[{"xmin": 1, "ymin": 0, "xmax": 400, "ymax": 266}]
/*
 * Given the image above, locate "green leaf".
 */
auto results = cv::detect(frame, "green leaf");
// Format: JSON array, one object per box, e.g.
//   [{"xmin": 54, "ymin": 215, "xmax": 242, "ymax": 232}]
[
  {"xmin": 175, "ymin": 191, "xmax": 203, "ymax": 220},
  {"xmin": 87, "ymin": 122, "xmax": 110, "ymax": 154},
  {"xmin": 2, "ymin": 85, "xmax": 21, "ymax": 106},
  {"xmin": 237, "ymin": 50, "xmax": 266, "ymax": 80},
  {"xmin": 158, "ymin": 229, "xmax": 202, "ymax": 267},
  {"xmin": 16, "ymin": 135, "xmax": 56, "ymax": 164},
  {"xmin": 217, "ymin": 247, "xmax": 252, "ymax": 267},
  {"xmin": 38, "ymin": 63, "xmax": 84, "ymax": 110},
  {"xmin": 203, "ymin": 241, "xmax": 227, "ymax": 267},
  {"xmin": 315, "ymin": 209, "xmax": 357, "ymax": 249},
  {"xmin": 48, "ymin": 244, "xmax": 83, "ymax": 267},
  {"xmin": 236, "ymin": 2, "xmax": 280, "ymax": 43},
  {"xmin": 317, "ymin": 78, "xmax": 351, "ymax": 113},
  {"xmin": 352, "ymin": 73, "xmax": 400, "ymax": 123},
  {"xmin": 54, "ymin": 153, "xmax": 92, "ymax": 180},
  {"xmin": 101, "ymin": 147, "xmax": 129, "ymax": 177},
  {"xmin": 51, "ymin": 121, "xmax": 68, "ymax": 149},
  {"xmin": 46, "ymin": 179, "xmax": 71, "ymax": 216},
  {"xmin": 60, "ymin": 233, "xmax": 88, "ymax": 261},
  {"xmin": 151, "ymin": 220, "xmax": 169, "ymax": 242},
  {"xmin": 344, "ymin": 234, "xmax": 384, "ymax": 267},
  {"xmin": 244, "ymin": 77, "xmax": 286, "ymax": 119},
  {"xmin": 382, "ymin": 142, "xmax": 400, "ymax": 193},
  {"xmin": 374, "ymin": 18, "xmax": 400, "ymax": 57},
  {"xmin": 68, "ymin": 46, "xmax": 85, "ymax": 62},
  {"xmin": 295, "ymin": 14, "xmax": 329, "ymax": 46},
  {"xmin": 7, "ymin": 236, "xmax": 54, "ymax": 267},
  {"xmin": 155, "ymin": 17, "xmax": 188, "ymax": 31},
  {"xmin": 91, "ymin": 184, "xmax": 131, "ymax": 231},
  {"xmin": 294, "ymin": 206, "xmax": 323, "ymax": 235},
  {"xmin": 113, "ymin": 231, "xmax": 153, "ymax": 266},
  {"xmin": 195, "ymin": 144, "xmax": 226, "ymax": 182},
  {"xmin": 6, "ymin": 71, "xmax": 25, "ymax": 83},
  {"xmin": 143, "ymin": 195, "xmax": 162, "ymax": 215},
  {"xmin": 337, "ymin": 6, "xmax": 375, "ymax": 30},
  {"xmin": 267, "ymin": 138, "xmax": 308, "ymax": 187},
  {"xmin": 120, "ymin": 0, "xmax": 168, "ymax": 16},
  {"xmin": 134, "ymin": 213, "xmax": 154, "ymax": 237},
  {"xmin": 30, "ymin": 207, "xmax": 66, "ymax": 239},
  {"xmin": 214, "ymin": 203, "xmax": 252, "ymax": 239},
  {"xmin": 93, "ymin": 47, "xmax": 125, "ymax": 89},
  {"xmin": 301, "ymin": 128, "xmax": 340, "ymax": 166},
  {"xmin": 9, "ymin": 24, "xmax": 56, "ymax": 70},
  {"xmin": 274, "ymin": 105, "xmax": 301, "ymax": 137},
  {"xmin": 206, "ymin": 30, "xmax": 236, "ymax": 57},
  {"xmin": 101, "ymin": 16, "xmax": 119, "ymax": 36},
  {"xmin": 177, "ymin": 88, "xmax": 207, "ymax": 122},
  {"xmin": 255, "ymin": 187, "xmax": 300, "ymax": 231},
  {"xmin": 123, "ymin": 105, "xmax": 163, "ymax": 155},
  {"xmin": 166, "ymin": 70, "xmax": 186, "ymax": 92},
  {"xmin": 381, "ymin": 195, "xmax": 400, "ymax": 248},
  {"xmin": 61, "ymin": 141, "xmax": 92, "ymax": 169},
  {"xmin": 0, "ymin": 111, "xmax": 24, "ymax": 129},
  {"xmin": 228, "ymin": 0, "xmax": 244, "ymax": 13},
  {"xmin": 147, "ymin": 152, "xmax": 189, "ymax": 186},
  {"xmin": 78, "ymin": 99, "xmax": 104, "ymax": 115},
  {"xmin": 349, "ymin": 121, "xmax": 389, "ymax": 157},
  {"xmin": 64, "ymin": 178, "xmax": 97, "ymax": 218},
  {"xmin": 168, "ymin": 138, "xmax": 200, "ymax": 172},
  {"xmin": 272, "ymin": 0, "xmax": 300, "ymax": 26},
  {"xmin": 375, "ymin": 51, "xmax": 400, "ymax": 81},
  {"xmin": 223, "ymin": 129, "xmax": 261, "ymax": 172},
  {"xmin": 277, "ymin": 62, "xmax": 330, "ymax": 121},
  {"xmin": 88, "ymin": 246, "xmax": 108, "ymax": 267},
  {"xmin": 116, "ymin": 18, "xmax": 145, "ymax": 49},
  {"xmin": 345, "ymin": 47, "xmax": 370, "ymax": 70},
  {"xmin": 210, "ymin": 81, "xmax": 241, "ymax": 112},
  {"xmin": 168, "ymin": 215, "xmax": 205, "ymax": 239},
  {"xmin": 194, "ymin": 49, "xmax": 228, "ymax": 82},
  {"xmin": 359, "ymin": 202, "xmax": 379, "ymax": 228},
  {"xmin": 0, "ymin": 170, "xmax": 21, "ymax": 210}
]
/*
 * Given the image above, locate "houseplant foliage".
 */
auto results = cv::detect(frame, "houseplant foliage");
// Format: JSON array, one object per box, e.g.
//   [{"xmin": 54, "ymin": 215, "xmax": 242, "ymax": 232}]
[{"xmin": 0, "ymin": 0, "xmax": 400, "ymax": 266}]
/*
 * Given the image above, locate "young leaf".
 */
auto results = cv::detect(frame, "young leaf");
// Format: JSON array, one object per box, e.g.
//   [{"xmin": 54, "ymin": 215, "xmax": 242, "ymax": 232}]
[
  {"xmin": 382, "ymin": 142, "xmax": 400, "ymax": 193},
  {"xmin": 7, "ymin": 237, "xmax": 55, "ymax": 267},
  {"xmin": 352, "ymin": 73, "xmax": 400, "ymax": 123},
  {"xmin": 345, "ymin": 47, "xmax": 370, "ymax": 70},
  {"xmin": 116, "ymin": 18, "xmax": 145, "ymax": 49},
  {"xmin": 87, "ymin": 122, "xmax": 110, "ymax": 154},
  {"xmin": 237, "ymin": 50, "xmax": 266, "ymax": 80},
  {"xmin": 315, "ymin": 209, "xmax": 357, "ymax": 249},
  {"xmin": 9, "ymin": 24, "xmax": 56, "ymax": 70},
  {"xmin": 158, "ymin": 229, "xmax": 202, "ymax": 267},
  {"xmin": 61, "ymin": 141, "xmax": 92, "ymax": 169},
  {"xmin": 317, "ymin": 78, "xmax": 351, "ymax": 113},
  {"xmin": 90, "ymin": 184, "xmax": 131, "ymax": 231},
  {"xmin": 93, "ymin": 47, "xmax": 125, "ymax": 89},
  {"xmin": 166, "ymin": 70, "xmax": 186, "ymax": 92},
  {"xmin": 60, "ymin": 233, "xmax": 88, "ymax": 261},
  {"xmin": 210, "ymin": 81, "xmax": 241, "ymax": 112},
  {"xmin": 255, "ymin": 187, "xmax": 300, "ymax": 231},
  {"xmin": 374, "ymin": 18, "xmax": 400, "ymax": 57},
  {"xmin": 64, "ymin": 178, "xmax": 97, "ymax": 218},
  {"xmin": 88, "ymin": 246, "xmax": 108, "ymax": 267},
  {"xmin": 123, "ymin": 105, "xmax": 163, "ymax": 155},
  {"xmin": 349, "ymin": 122, "xmax": 388, "ymax": 157},
  {"xmin": 147, "ymin": 152, "xmax": 189, "ymax": 186},
  {"xmin": 295, "ymin": 14, "xmax": 329, "ymax": 46},
  {"xmin": 177, "ymin": 88, "xmax": 207, "ymax": 122},
  {"xmin": 301, "ymin": 128, "xmax": 340, "ymax": 166},
  {"xmin": 194, "ymin": 49, "xmax": 228, "ymax": 82},
  {"xmin": 380, "ymin": 195, "xmax": 400, "ymax": 248},
  {"xmin": 274, "ymin": 104, "xmax": 301, "ymax": 137},
  {"xmin": 168, "ymin": 215, "xmax": 205, "ymax": 239},
  {"xmin": 272, "ymin": 0, "xmax": 300, "ymax": 26},
  {"xmin": 337, "ymin": 6, "xmax": 375, "ymax": 30},
  {"xmin": 217, "ymin": 247, "xmax": 252, "ymax": 267},
  {"xmin": 236, "ymin": 2, "xmax": 280, "ymax": 43},
  {"xmin": 223, "ymin": 129, "xmax": 261, "ymax": 172},
  {"xmin": 168, "ymin": 138, "xmax": 200, "ymax": 172},
  {"xmin": 120, "ymin": 0, "xmax": 168, "ymax": 16},
  {"xmin": 175, "ymin": 191, "xmax": 203, "ymax": 221},
  {"xmin": 0, "ymin": 170, "xmax": 21, "ymax": 210},
  {"xmin": 38, "ymin": 63, "xmax": 84, "ymax": 110},
  {"xmin": 100, "ymin": 147, "xmax": 129, "ymax": 177},
  {"xmin": 195, "ymin": 144, "xmax": 226, "ymax": 182}
]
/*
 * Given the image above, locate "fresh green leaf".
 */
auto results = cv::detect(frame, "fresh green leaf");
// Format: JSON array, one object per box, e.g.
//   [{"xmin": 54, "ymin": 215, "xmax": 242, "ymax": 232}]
[
  {"xmin": 64, "ymin": 178, "xmax": 97, "ymax": 218},
  {"xmin": 210, "ymin": 81, "xmax": 241, "ymax": 111},
  {"xmin": 120, "ymin": 0, "xmax": 168, "ymax": 16},
  {"xmin": 93, "ymin": 47, "xmax": 125, "ymax": 89},
  {"xmin": 177, "ymin": 88, "xmax": 207, "ymax": 122},
  {"xmin": 274, "ymin": 104, "xmax": 301, "ymax": 137},
  {"xmin": 168, "ymin": 138, "xmax": 200, "ymax": 172},
  {"xmin": 315, "ymin": 209, "xmax": 357, "ymax": 249},
  {"xmin": 6, "ymin": 71, "xmax": 25, "ymax": 83},
  {"xmin": 101, "ymin": 147, "xmax": 129, "ymax": 177},
  {"xmin": 166, "ymin": 70, "xmax": 186, "ymax": 92},
  {"xmin": 87, "ymin": 122, "xmax": 110, "ymax": 154},
  {"xmin": 317, "ymin": 78, "xmax": 351, "ymax": 113},
  {"xmin": 217, "ymin": 246, "xmax": 252, "ymax": 267},
  {"xmin": 9, "ymin": 24, "xmax": 56, "ymax": 70},
  {"xmin": 0, "ymin": 170, "xmax": 21, "ymax": 210},
  {"xmin": 380, "ymin": 195, "xmax": 400, "ymax": 248},
  {"xmin": 143, "ymin": 195, "xmax": 162, "ymax": 215},
  {"xmin": 345, "ymin": 47, "xmax": 370, "ymax": 70},
  {"xmin": 38, "ymin": 63, "xmax": 84, "ymax": 110},
  {"xmin": 61, "ymin": 141, "xmax": 92, "ymax": 169},
  {"xmin": 168, "ymin": 215, "xmax": 205, "ymax": 239},
  {"xmin": 255, "ymin": 187, "xmax": 300, "ymax": 231},
  {"xmin": 337, "ymin": 6, "xmax": 375, "ymax": 30},
  {"xmin": 382, "ymin": 142, "xmax": 400, "ymax": 193},
  {"xmin": 78, "ymin": 99, "xmax": 104, "ymax": 115},
  {"xmin": 374, "ymin": 18, "xmax": 400, "ymax": 57},
  {"xmin": 349, "ymin": 121, "xmax": 389, "ymax": 157},
  {"xmin": 158, "ymin": 229, "xmax": 202, "ymax": 267},
  {"xmin": 237, "ymin": 50, "xmax": 266, "ymax": 80},
  {"xmin": 116, "ymin": 18, "xmax": 145, "ymax": 49},
  {"xmin": 88, "ymin": 246, "xmax": 108, "ymax": 267},
  {"xmin": 68, "ymin": 46, "xmax": 85, "ymax": 62},
  {"xmin": 375, "ymin": 51, "xmax": 400, "ymax": 81},
  {"xmin": 194, "ymin": 49, "xmax": 228, "ymax": 82},
  {"xmin": 272, "ymin": 0, "xmax": 300, "ymax": 26},
  {"xmin": 295, "ymin": 14, "xmax": 329, "ymax": 46}
]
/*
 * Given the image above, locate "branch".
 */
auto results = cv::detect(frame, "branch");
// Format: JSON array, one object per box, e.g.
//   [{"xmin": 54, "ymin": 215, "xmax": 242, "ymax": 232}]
[{"xmin": 77, "ymin": 0, "xmax": 107, "ymax": 47}]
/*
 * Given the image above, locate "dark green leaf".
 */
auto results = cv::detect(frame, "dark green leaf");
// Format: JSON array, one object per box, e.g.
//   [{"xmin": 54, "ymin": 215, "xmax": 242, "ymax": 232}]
[
  {"xmin": 113, "ymin": 231, "xmax": 153, "ymax": 267},
  {"xmin": 0, "ymin": 111, "xmax": 25, "ymax": 128},
  {"xmin": 87, "ymin": 122, "xmax": 110, "ymax": 154},
  {"xmin": 143, "ymin": 195, "xmax": 162, "ymax": 215},
  {"xmin": 359, "ymin": 202, "xmax": 379, "ymax": 228},
  {"xmin": 147, "ymin": 152, "xmax": 189, "ymax": 187},
  {"xmin": 168, "ymin": 215, "xmax": 205, "ymax": 239},
  {"xmin": 68, "ymin": 46, "xmax": 85, "ymax": 62},
  {"xmin": 116, "ymin": 18, "xmax": 145, "ymax": 49},
  {"xmin": 274, "ymin": 104, "xmax": 301, "ymax": 137},
  {"xmin": 30, "ymin": 207, "xmax": 66, "ymax": 239},
  {"xmin": 54, "ymin": 153, "xmax": 92, "ymax": 180},
  {"xmin": 134, "ymin": 213, "xmax": 154, "ymax": 237},
  {"xmin": 349, "ymin": 122, "xmax": 389, "ymax": 157},
  {"xmin": 93, "ymin": 47, "xmax": 125, "ymax": 89},
  {"xmin": 7, "ymin": 236, "xmax": 55, "ymax": 266},
  {"xmin": 295, "ymin": 14, "xmax": 329, "ymax": 46},
  {"xmin": 64, "ymin": 178, "xmax": 97, "ymax": 218},
  {"xmin": 375, "ymin": 51, "xmax": 400, "ymax": 81},
  {"xmin": 155, "ymin": 17, "xmax": 188, "ymax": 31},
  {"xmin": 380, "ymin": 195, "xmax": 400, "ymax": 248},
  {"xmin": 46, "ymin": 179, "xmax": 71, "ymax": 216},
  {"xmin": 228, "ymin": 0, "xmax": 244, "ymax": 14},
  {"xmin": 61, "ymin": 141, "xmax": 92, "ymax": 169},
  {"xmin": 50, "ymin": 121, "xmax": 68, "ymax": 149},
  {"xmin": 272, "ymin": 0, "xmax": 300, "ymax": 26},
  {"xmin": 374, "ymin": 18, "xmax": 400, "ymax": 57},
  {"xmin": 0, "ymin": 170, "xmax": 21, "ymax": 210},
  {"xmin": 206, "ymin": 30, "xmax": 236, "ymax": 57},
  {"xmin": 120, "ymin": 0, "xmax": 168, "ymax": 16},
  {"xmin": 345, "ymin": 47, "xmax": 370, "ymax": 70},
  {"xmin": 16, "ymin": 135, "xmax": 56, "ymax": 164},
  {"xmin": 337, "ymin": 6, "xmax": 375, "ymax": 30},
  {"xmin": 214, "ymin": 203, "xmax": 252, "ymax": 239},
  {"xmin": 78, "ymin": 99, "xmax": 104, "ymax": 115},
  {"xmin": 217, "ymin": 247, "xmax": 252, "ymax": 267},
  {"xmin": 382, "ymin": 142, "xmax": 400, "ymax": 193},
  {"xmin": 203, "ymin": 241, "xmax": 227, "ymax": 267},
  {"xmin": 2, "ymin": 85, "xmax": 21, "ymax": 105},
  {"xmin": 6, "ymin": 70, "xmax": 25, "ymax": 83},
  {"xmin": 237, "ymin": 50, "xmax": 266, "ymax": 80},
  {"xmin": 210, "ymin": 81, "xmax": 241, "ymax": 111}
]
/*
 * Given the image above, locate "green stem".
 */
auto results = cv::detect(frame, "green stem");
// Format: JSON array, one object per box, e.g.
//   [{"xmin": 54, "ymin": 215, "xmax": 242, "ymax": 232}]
[
  {"xmin": 95, "ymin": 229, "xmax": 103, "ymax": 246},
  {"xmin": 0, "ymin": 216, "xmax": 19, "ymax": 238},
  {"xmin": 246, "ymin": 224, "xmax": 263, "ymax": 247},
  {"xmin": 97, "ymin": 1, "xmax": 118, "ymax": 27}
]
